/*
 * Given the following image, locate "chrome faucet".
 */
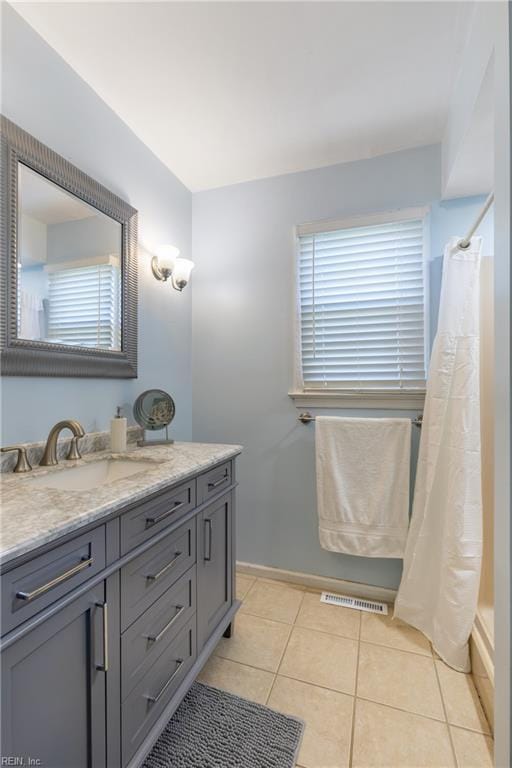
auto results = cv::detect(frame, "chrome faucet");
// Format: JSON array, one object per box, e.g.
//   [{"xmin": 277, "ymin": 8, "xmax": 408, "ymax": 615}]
[{"xmin": 40, "ymin": 420, "xmax": 85, "ymax": 467}]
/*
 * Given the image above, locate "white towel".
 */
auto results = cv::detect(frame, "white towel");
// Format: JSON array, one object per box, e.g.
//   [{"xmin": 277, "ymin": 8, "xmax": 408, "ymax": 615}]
[{"xmin": 315, "ymin": 416, "xmax": 411, "ymax": 558}]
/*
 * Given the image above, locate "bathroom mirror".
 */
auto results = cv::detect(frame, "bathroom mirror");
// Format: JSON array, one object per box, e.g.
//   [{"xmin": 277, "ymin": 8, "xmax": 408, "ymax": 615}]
[{"xmin": 0, "ymin": 116, "xmax": 138, "ymax": 377}]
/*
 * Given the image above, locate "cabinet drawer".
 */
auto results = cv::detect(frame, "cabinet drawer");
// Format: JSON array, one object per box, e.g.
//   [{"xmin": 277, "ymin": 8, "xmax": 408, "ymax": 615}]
[
  {"xmin": 120, "ymin": 519, "xmax": 196, "ymax": 631},
  {"xmin": 122, "ymin": 617, "xmax": 196, "ymax": 766},
  {"xmin": 1, "ymin": 526, "xmax": 106, "ymax": 636},
  {"xmin": 197, "ymin": 461, "xmax": 232, "ymax": 504},
  {"xmin": 120, "ymin": 480, "xmax": 196, "ymax": 555},
  {"xmin": 121, "ymin": 566, "xmax": 196, "ymax": 700}
]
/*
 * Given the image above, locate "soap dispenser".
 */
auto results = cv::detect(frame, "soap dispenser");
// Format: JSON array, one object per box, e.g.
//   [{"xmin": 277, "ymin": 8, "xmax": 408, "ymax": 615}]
[{"xmin": 111, "ymin": 406, "xmax": 127, "ymax": 452}]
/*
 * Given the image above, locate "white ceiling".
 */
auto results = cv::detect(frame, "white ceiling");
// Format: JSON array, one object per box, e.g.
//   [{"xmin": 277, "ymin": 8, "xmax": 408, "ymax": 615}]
[{"xmin": 13, "ymin": 1, "xmax": 474, "ymax": 192}]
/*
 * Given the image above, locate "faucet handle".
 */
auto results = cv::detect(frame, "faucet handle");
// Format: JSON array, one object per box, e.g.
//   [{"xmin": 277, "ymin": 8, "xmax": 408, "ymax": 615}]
[
  {"xmin": 1, "ymin": 446, "xmax": 32, "ymax": 473},
  {"xmin": 67, "ymin": 436, "xmax": 83, "ymax": 461}
]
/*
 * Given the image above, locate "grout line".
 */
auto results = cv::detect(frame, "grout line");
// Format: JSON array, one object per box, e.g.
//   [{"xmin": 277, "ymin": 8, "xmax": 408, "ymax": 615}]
[
  {"xmin": 348, "ymin": 630, "xmax": 362, "ymax": 767},
  {"xmin": 432, "ymin": 660, "xmax": 458, "ymax": 766},
  {"xmin": 361, "ymin": 638, "xmax": 435, "ymax": 663},
  {"xmin": 239, "ymin": 577, "xmax": 259, "ymax": 601},
  {"xmin": 275, "ymin": 668, "xmax": 356, "ymax": 698},
  {"xmin": 236, "ymin": 609, "xmax": 298, "ymax": 627},
  {"xmin": 358, "ymin": 637, "xmax": 434, "ymax": 658},
  {"xmin": 355, "ymin": 694, "xmax": 449, "ymax": 726},
  {"xmin": 239, "ymin": 607, "xmax": 361, "ymax": 641},
  {"xmin": 292, "ymin": 589, "xmax": 307, "ymax": 625},
  {"xmin": 449, "ymin": 723, "xmax": 495, "ymax": 740},
  {"xmin": 264, "ymin": 601, "xmax": 302, "ymax": 706},
  {"xmin": 264, "ymin": 671, "xmax": 279, "ymax": 707},
  {"xmin": 264, "ymin": 673, "xmax": 277, "ymax": 706},
  {"xmin": 213, "ymin": 649, "xmax": 283, "ymax": 677}
]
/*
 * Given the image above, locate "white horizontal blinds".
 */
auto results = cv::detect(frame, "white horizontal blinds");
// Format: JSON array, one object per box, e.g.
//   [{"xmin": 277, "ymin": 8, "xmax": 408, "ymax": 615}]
[
  {"xmin": 48, "ymin": 264, "xmax": 121, "ymax": 349},
  {"xmin": 299, "ymin": 216, "xmax": 426, "ymax": 390}
]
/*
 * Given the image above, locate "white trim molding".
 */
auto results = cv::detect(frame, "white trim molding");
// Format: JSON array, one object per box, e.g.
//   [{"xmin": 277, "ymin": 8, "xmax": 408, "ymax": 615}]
[
  {"xmin": 288, "ymin": 389, "xmax": 426, "ymax": 410},
  {"xmin": 236, "ymin": 561, "xmax": 398, "ymax": 604},
  {"xmin": 470, "ymin": 610, "xmax": 495, "ymax": 732},
  {"xmin": 296, "ymin": 205, "xmax": 431, "ymax": 237}
]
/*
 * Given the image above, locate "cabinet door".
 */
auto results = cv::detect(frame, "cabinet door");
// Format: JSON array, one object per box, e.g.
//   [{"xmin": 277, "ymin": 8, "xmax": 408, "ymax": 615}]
[
  {"xmin": 1, "ymin": 583, "xmax": 107, "ymax": 768},
  {"xmin": 197, "ymin": 493, "xmax": 233, "ymax": 649}
]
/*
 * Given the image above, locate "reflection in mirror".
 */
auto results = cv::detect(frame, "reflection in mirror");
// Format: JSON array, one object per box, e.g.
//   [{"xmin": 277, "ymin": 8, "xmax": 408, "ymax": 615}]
[{"xmin": 17, "ymin": 163, "xmax": 122, "ymax": 350}]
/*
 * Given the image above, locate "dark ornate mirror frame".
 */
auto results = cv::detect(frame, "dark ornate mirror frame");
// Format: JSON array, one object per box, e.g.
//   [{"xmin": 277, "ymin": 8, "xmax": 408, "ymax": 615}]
[{"xmin": 0, "ymin": 115, "xmax": 138, "ymax": 377}]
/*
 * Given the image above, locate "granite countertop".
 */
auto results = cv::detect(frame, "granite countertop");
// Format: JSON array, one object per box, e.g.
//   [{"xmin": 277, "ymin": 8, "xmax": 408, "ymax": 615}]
[{"xmin": 0, "ymin": 441, "xmax": 242, "ymax": 565}]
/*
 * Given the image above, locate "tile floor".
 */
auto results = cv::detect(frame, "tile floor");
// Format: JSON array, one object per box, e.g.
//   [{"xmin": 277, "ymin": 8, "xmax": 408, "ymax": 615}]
[{"xmin": 198, "ymin": 573, "xmax": 494, "ymax": 768}]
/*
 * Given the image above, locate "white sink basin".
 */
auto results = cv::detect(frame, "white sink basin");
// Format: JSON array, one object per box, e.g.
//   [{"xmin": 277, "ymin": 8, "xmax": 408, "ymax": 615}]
[{"xmin": 29, "ymin": 459, "xmax": 156, "ymax": 492}]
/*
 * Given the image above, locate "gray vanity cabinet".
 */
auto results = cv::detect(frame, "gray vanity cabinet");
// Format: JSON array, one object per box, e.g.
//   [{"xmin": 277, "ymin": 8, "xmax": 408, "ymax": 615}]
[
  {"xmin": 197, "ymin": 492, "xmax": 233, "ymax": 650},
  {"xmin": 1, "ymin": 582, "xmax": 107, "ymax": 768},
  {"xmin": 1, "ymin": 456, "xmax": 240, "ymax": 768}
]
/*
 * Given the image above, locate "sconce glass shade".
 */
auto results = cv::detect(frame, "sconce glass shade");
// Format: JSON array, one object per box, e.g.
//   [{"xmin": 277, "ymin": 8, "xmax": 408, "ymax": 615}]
[
  {"xmin": 172, "ymin": 257, "xmax": 195, "ymax": 291},
  {"xmin": 155, "ymin": 244, "xmax": 180, "ymax": 273}
]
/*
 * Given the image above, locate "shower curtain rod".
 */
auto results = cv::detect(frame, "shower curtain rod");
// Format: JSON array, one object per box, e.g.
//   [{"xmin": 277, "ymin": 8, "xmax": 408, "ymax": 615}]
[{"xmin": 457, "ymin": 192, "xmax": 494, "ymax": 250}]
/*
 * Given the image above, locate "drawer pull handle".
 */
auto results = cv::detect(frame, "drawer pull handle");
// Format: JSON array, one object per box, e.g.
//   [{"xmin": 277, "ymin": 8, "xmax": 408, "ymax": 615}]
[
  {"xmin": 95, "ymin": 602, "xmax": 109, "ymax": 672},
  {"xmin": 145, "ymin": 500, "xmax": 185, "ymax": 528},
  {"xmin": 145, "ymin": 659, "xmax": 184, "ymax": 704},
  {"xmin": 16, "ymin": 556, "xmax": 94, "ymax": 601},
  {"xmin": 144, "ymin": 605, "xmax": 185, "ymax": 643},
  {"xmin": 204, "ymin": 519, "xmax": 212, "ymax": 562},
  {"xmin": 146, "ymin": 552, "xmax": 182, "ymax": 582},
  {"xmin": 207, "ymin": 472, "xmax": 229, "ymax": 490}
]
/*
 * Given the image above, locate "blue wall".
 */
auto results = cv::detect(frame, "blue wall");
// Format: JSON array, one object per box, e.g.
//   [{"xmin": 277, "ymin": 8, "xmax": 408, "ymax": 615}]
[
  {"xmin": 1, "ymin": 6, "xmax": 193, "ymax": 444},
  {"xmin": 1, "ymin": 6, "xmax": 496, "ymax": 593},
  {"xmin": 192, "ymin": 150, "xmax": 494, "ymax": 590}
]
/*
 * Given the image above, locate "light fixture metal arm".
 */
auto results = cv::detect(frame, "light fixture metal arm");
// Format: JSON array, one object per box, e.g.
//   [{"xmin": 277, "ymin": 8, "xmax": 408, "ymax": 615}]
[{"xmin": 151, "ymin": 256, "xmax": 171, "ymax": 282}]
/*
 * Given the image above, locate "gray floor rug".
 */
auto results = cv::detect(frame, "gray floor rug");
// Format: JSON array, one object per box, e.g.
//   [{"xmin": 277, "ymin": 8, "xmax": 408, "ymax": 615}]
[{"xmin": 143, "ymin": 681, "xmax": 304, "ymax": 768}]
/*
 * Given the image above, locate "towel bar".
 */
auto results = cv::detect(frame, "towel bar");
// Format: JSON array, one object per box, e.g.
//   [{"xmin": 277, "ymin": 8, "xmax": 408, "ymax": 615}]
[{"xmin": 298, "ymin": 412, "xmax": 423, "ymax": 427}]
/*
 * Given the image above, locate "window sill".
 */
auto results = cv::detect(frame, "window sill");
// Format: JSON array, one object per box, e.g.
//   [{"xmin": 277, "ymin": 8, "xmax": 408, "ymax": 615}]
[{"xmin": 288, "ymin": 389, "xmax": 426, "ymax": 410}]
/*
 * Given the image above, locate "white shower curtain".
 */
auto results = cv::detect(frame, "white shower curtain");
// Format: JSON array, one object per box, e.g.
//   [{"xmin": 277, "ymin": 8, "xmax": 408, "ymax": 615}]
[{"xmin": 394, "ymin": 236, "xmax": 483, "ymax": 672}]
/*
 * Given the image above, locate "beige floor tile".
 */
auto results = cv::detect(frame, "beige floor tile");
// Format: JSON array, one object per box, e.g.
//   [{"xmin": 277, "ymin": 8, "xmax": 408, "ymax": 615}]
[
  {"xmin": 361, "ymin": 611, "xmax": 432, "ymax": 656},
  {"xmin": 215, "ymin": 613, "xmax": 291, "ymax": 672},
  {"xmin": 352, "ymin": 699, "xmax": 455, "ymax": 768},
  {"xmin": 435, "ymin": 661, "xmax": 491, "ymax": 734},
  {"xmin": 295, "ymin": 592, "xmax": 360, "ymax": 640},
  {"xmin": 450, "ymin": 726, "xmax": 494, "ymax": 767},
  {"xmin": 236, "ymin": 574, "xmax": 256, "ymax": 600},
  {"xmin": 240, "ymin": 579, "xmax": 305, "ymax": 623},
  {"xmin": 268, "ymin": 675, "xmax": 353, "ymax": 768},
  {"xmin": 197, "ymin": 655, "xmax": 274, "ymax": 704},
  {"xmin": 358, "ymin": 642, "xmax": 445, "ymax": 720},
  {"xmin": 279, "ymin": 626, "xmax": 358, "ymax": 694}
]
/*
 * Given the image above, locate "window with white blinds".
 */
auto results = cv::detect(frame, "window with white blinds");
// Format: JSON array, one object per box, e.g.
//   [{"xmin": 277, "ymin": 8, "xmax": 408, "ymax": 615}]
[
  {"xmin": 47, "ymin": 263, "xmax": 121, "ymax": 349},
  {"xmin": 297, "ymin": 211, "xmax": 427, "ymax": 391}
]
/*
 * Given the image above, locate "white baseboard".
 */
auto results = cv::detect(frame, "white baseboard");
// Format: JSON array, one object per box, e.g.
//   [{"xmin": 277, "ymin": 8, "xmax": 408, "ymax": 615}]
[
  {"xmin": 470, "ymin": 609, "xmax": 494, "ymax": 732},
  {"xmin": 236, "ymin": 561, "xmax": 397, "ymax": 604}
]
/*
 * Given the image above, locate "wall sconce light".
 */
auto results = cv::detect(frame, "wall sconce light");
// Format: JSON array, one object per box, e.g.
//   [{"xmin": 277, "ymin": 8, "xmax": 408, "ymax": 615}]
[{"xmin": 151, "ymin": 244, "xmax": 195, "ymax": 292}]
